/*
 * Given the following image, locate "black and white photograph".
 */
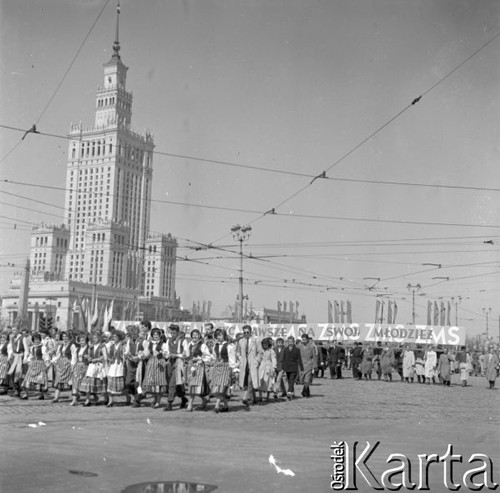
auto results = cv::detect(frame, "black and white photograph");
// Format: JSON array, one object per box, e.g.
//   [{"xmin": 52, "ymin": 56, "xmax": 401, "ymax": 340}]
[{"xmin": 0, "ymin": 1, "xmax": 499, "ymax": 492}]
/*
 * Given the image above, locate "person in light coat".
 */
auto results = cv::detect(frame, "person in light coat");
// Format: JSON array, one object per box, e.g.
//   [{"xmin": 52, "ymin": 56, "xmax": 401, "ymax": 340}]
[
  {"xmin": 485, "ymin": 346, "xmax": 499, "ymax": 390},
  {"xmin": 236, "ymin": 325, "xmax": 263, "ymax": 406}
]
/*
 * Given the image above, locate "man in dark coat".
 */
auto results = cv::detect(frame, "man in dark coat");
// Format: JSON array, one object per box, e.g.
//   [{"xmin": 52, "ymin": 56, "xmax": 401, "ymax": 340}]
[
  {"xmin": 350, "ymin": 342, "xmax": 363, "ymax": 380},
  {"xmin": 273, "ymin": 337, "xmax": 286, "ymax": 398},
  {"xmin": 282, "ymin": 336, "xmax": 303, "ymax": 400},
  {"xmin": 328, "ymin": 340, "xmax": 346, "ymax": 379}
]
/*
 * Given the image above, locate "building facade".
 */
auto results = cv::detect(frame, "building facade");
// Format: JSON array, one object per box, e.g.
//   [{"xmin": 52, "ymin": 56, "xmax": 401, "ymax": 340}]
[{"xmin": 2, "ymin": 5, "xmax": 181, "ymax": 329}]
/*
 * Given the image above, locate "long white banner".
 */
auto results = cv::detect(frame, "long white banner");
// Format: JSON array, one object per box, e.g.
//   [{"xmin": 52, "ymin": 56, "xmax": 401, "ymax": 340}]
[{"xmin": 111, "ymin": 322, "xmax": 465, "ymax": 345}]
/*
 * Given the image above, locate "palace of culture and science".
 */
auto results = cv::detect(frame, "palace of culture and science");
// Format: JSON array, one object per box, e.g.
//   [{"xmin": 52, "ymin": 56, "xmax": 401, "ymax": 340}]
[{"xmin": 3, "ymin": 5, "xmax": 187, "ymax": 329}]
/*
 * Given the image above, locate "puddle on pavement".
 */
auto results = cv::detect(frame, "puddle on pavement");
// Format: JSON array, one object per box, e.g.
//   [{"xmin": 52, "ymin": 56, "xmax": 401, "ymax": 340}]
[
  {"xmin": 122, "ymin": 481, "xmax": 217, "ymax": 492},
  {"xmin": 68, "ymin": 470, "xmax": 99, "ymax": 477}
]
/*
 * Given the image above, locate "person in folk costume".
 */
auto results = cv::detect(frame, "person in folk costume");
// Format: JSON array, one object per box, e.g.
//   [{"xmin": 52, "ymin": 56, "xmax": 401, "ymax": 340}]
[
  {"xmin": 256, "ymin": 337, "xmax": 277, "ymax": 402},
  {"xmin": 51, "ymin": 331, "xmax": 76, "ymax": 403},
  {"xmin": 360, "ymin": 343, "xmax": 374, "ymax": 380},
  {"xmin": 0, "ymin": 331, "xmax": 11, "ymax": 394},
  {"xmin": 437, "ymin": 347, "xmax": 452, "ymax": 386},
  {"xmin": 485, "ymin": 346, "xmax": 499, "ymax": 390},
  {"xmin": 81, "ymin": 332, "xmax": 108, "ymax": 406},
  {"xmin": 40, "ymin": 329, "xmax": 56, "ymax": 387},
  {"xmin": 414, "ymin": 345, "xmax": 426, "ymax": 383},
  {"xmin": 236, "ymin": 324, "xmax": 263, "ymax": 406},
  {"xmin": 141, "ymin": 327, "xmax": 168, "ymax": 409},
  {"xmin": 210, "ymin": 328, "xmax": 236, "ymax": 413},
  {"xmin": 124, "ymin": 325, "xmax": 145, "ymax": 407},
  {"xmin": 21, "ymin": 333, "xmax": 49, "ymax": 400},
  {"xmin": 204, "ymin": 336, "xmax": 216, "ymax": 390},
  {"xmin": 402, "ymin": 344, "xmax": 416, "ymax": 383},
  {"xmin": 131, "ymin": 323, "xmax": 150, "ymax": 407},
  {"xmin": 163, "ymin": 324, "xmax": 189, "ymax": 411},
  {"xmin": 424, "ymin": 344, "xmax": 438, "ymax": 384},
  {"xmin": 380, "ymin": 343, "xmax": 396, "ymax": 382},
  {"xmin": 185, "ymin": 328, "xmax": 212, "ymax": 412},
  {"xmin": 106, "ymin": 331, "xmax": 126, "ymax": 407},
  {"xmin": 69, "ymin": 333, "xmax": 90, "ymax": 406},
  {"xmin": 7, "ymin": 325, "xmax": 27, "ymax": 397}
]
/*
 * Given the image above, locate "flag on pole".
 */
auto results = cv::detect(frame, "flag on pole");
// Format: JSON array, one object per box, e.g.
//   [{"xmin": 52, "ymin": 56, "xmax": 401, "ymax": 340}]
[
  {"xmin": 328, "ymin": 301, "xmax": 333, "ymax": 323},
  {"xmin": 90, "ymin": 296, "xmax": 99, "ymax": 329},
  {"xmin": 388, "ymin": 300, "xmax": 393, "ymax": 324},
  {"xmin": 427, "ymin": 301, "xmax": 432, "ymax": 325},
  {"xmin": 433, "ymin": 301, "xmax": 439, "ymax": 325},
  {"xmin": 346, "ymin": 301, "xmax": 352, "ymax": 323},
  {"xmin": 446, "ymin": 301, "xmax": 451, "ymax": 326},
  {"xmin": 392, "ymin": 301, "xmax": 398, "ymax": 324},
  {"xmin": 379, "ymin": 301, "xmax": 385, "ymax": 324},
  {"xmin": 440, "ymin": 301, "xmax": 446, "ymax": 326},
  {"xmin": 334, "ymin": 301, "xmax": 340, "ymax": 323},
  {"xmin": 375, "ymin": 300, "xmax": 380, "ymax": 324},
  {"xmin": 340, "ymin": 301, "xmax": 345, "ymax": 323}
]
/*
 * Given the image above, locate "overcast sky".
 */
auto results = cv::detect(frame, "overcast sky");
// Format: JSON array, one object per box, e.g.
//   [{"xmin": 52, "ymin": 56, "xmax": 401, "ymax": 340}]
[{"xmin": 0, "ymin": 0, "xmax": 499, "ymax": 336}]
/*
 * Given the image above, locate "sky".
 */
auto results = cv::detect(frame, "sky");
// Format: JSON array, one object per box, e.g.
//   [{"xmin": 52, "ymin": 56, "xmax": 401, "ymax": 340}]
[{"xmin": 0, "ymin": 0, "xmax": 499, "ymax": 338}]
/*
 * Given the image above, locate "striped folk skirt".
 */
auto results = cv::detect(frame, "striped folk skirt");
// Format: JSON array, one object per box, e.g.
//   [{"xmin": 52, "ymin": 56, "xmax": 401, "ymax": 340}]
[
  {"xmin": 53, "ymin": 356, "xmax": 72, "ymax": 390},
  {"xmin": 23, "ymin": 359, "xmax": 48, "ymax": 389},
  {"xmin": 80, "ymin": 362, "xmax": 107, "ymax": 394},
  {"xmin": 71, "ymin": 362, "xmax": 88, "ymax": 395},
  {"xmin": 142, "ymin": 357, "xmax": 167, "ymax": 394},
  {"xmin": 107, "ymin": 362, "xmax": 125, "ymax": 395},
  {"xmin": 210, "ymin": 360, "xmax": 232, "ymax": 395},
  {"xmin": 0, "ymin": 354, "xmax": 9, "ymax": 384},
  {"xmin": 186, "ymin": 362, "xmax": 209, "ymax": 396}
]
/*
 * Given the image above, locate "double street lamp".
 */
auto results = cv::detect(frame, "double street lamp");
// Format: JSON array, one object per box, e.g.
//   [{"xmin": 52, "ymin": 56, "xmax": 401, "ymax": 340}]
[
  {"xmin": 407, "ymin": 283, "xmax": 421, "ymax": 325},
  {"xmin": 231, "ymin": 224, "xmax": 252, "ymax": 323}
]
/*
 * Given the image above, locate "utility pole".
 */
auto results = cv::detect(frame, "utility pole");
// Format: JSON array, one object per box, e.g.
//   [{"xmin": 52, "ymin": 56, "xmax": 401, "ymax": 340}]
[
  {"xmin": 407, "ymin": 284, "xmax": 421, "ymax": 325},
  {"xmin": 482, "ymin": 307, "xmax": 492, "ymax": 340},
  {"xmin": 231, "ymin": 225, "xmax": 252, "ymax": 323}
]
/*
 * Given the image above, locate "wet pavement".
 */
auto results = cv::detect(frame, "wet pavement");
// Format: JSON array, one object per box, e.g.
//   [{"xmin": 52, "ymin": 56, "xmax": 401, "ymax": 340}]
[{"xmin": 0, "ymin": 372, "xmax": 498, "ymax": 492}]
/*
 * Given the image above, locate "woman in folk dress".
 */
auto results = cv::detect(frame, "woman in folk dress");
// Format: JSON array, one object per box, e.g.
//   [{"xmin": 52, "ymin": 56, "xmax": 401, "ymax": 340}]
[
  {"xmin": 402, "ymin": 344, "xmax": 416, "ymax": 383},
  {"xmin": 141, "ymin": 328, "xmax": 167, "ymax": 409},
  {"xmin": 210, "ymin": 329, "xmax": 236, "ymax": 413},
  {"xmin": 424, "ymin": 345, "xmax": 438, "ymax": 384},
  {"xmin": 106, "ymin": 331, "xmax": 126, "ymax": 407},
  {"xmin": 69, "ymin": 333, "xmax": 90, "ymax": 406},
  {"xmin": 80, "ymin": 333, "xmax": 108, "ymax": 406},
  {"xmin": 185, "ymin": 328, "xmax": 212, "ymax": 411},
  {"xmin": 52, "ymin": 331, "xmax": 76, "ymax": 403},
  {"xmin": 0, "ymin": 331, "xmax": 11, "ymax": 394},
  {"xmin": 21, "ymin": 333, "xmax": 48, "ymax": 400},
  {"xmin": 257, "ymin": 337, "xmax": 277, "ymax": 402}
]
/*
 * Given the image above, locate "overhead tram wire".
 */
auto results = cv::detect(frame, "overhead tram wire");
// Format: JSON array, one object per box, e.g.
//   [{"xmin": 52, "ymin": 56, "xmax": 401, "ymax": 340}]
[
  {"xmin": 204, "ymin": 28, "xmax": 500, "ymax": 247},
  {"xmin": 2, "ymin": 178, "xmax": 500, "ymax": 231},
  {"xmin": 1, "ymin": 125, "xmax": 500, "ymax": 194},
  {"xmin": 0, "ymin": 1, "xmax": 112, "ymax": 168}
]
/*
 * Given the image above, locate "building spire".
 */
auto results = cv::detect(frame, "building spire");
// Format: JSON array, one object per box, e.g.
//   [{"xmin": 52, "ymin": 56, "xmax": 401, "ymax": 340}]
[{"xmin": 112, "ymin": 0, "xmax": 121, "ymax": 59}]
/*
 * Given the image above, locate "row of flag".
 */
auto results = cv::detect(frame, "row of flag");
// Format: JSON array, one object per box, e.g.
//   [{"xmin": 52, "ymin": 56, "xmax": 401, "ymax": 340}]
[
  {"xmin": 277, "ymin": 301, "xmax": 299, "ymax": 322},
  {"xmin": 327, "ymin": 300, "xmax": 353, "ymax": 324},
  {"xmin": 375, "ymin": 299, "xmax": 398, "ymax": 324},
  {"xmin": 427, "ymin": 300, "xmax": 452, "ymax": 327},
  {"xmin": 72, "ymin": 296, "xmax": 114, "ymax": 333},
  {"xmin": 192, "ymin": 300, "xmax": 212, "ymax": 321}
]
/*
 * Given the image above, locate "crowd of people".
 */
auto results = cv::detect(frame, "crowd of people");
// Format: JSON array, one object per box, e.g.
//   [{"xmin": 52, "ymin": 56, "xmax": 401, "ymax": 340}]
[
  {"xmin": 317, "ymin": 340, "xmax": 500, "ymax": 389},
  {"xmin": 0, "ymin": 321, "xmax": 498, "ymax": 412}
]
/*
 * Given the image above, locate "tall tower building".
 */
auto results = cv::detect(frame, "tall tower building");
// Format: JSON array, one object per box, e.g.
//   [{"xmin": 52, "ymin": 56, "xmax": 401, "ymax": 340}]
[
  {"xmin": 65, "ymin": 2, "xmax": 154, "ymax": 291},
  {"xmin": 2, "ymin": 2, "xmax": 185, "ymax": 329}
]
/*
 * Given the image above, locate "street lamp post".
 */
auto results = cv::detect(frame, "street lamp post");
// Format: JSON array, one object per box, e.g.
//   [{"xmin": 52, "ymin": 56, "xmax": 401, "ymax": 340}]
[
  {"xmin": 407, "ymin": 283, "xmax": 421, "ymax": 325},
  {"xmin": 482, "ymin": 307, "xmax": 492, "ymax": 340},
  {"xmin": 231, "ymin": 224, "xmax": 252, "ymax": 323},
  {"xmin": 450, "ymin": 296, "xmax": 462, "ymax": 325}
]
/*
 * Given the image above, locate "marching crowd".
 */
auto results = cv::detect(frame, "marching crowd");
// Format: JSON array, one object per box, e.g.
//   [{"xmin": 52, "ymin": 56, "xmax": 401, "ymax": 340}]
[{"xmin": 0, "ymin": 321, "xmax": 499, "ymax": 413}]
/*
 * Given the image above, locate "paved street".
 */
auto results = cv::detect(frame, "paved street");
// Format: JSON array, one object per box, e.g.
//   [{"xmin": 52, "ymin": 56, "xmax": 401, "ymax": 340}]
[{"xmin": 1, "ymin": 372, "xmax": 498, "ymax": 493}]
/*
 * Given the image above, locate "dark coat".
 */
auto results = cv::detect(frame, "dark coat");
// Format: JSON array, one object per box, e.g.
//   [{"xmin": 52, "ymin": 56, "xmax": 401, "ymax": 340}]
[
  {"xmin": 328, "ymin": 346, "xmax": 346, "ymax": 365},
  {"xmin": 282, "ymin": 345, "xmax": 303, "ymax": 373},
  {"xmin": 274, "ymin": 346, "xmax": 285, "ymax": 372}
]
